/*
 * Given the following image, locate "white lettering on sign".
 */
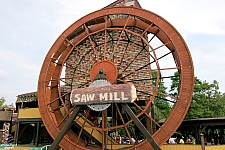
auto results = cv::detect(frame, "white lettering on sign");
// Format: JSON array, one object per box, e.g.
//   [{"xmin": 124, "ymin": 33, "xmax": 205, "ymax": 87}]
[
  {"xmin": 121, "ymin": 92, "xmax": 128, "ymax": 101},
  {"xmin": 109, "ymin": 92, "xmax": 113, "ymax": 100},
  {"xmin": 71, "ymin": 92, "xmax": 128, "ymax": 103},
  {"xmin": 72, "ymin": 94, "xmax": 95, "ymax": 103},
  {"xmin": 73, "ymin": 94, "xmax": 80, "ymax": 102},
  {"xmin": 114, "ymin": 92, "xmax": 120, "ymax": 100},
  {"xmin": 87, "ymin": 94, "xmax": 95, "ymax": 101},
  {"xmin": 70, "ymin": 83, "xmax": 137, "ymax": 105},
  {"xmin": 100, "ymin": 93, "xmax": 108, "ymax": 101}
]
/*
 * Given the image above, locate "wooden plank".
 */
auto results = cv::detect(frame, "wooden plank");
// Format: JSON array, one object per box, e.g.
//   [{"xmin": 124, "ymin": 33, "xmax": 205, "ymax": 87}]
[{"xmin": 70, "ymin": 84, "xmax": 136, "ymax": 105}]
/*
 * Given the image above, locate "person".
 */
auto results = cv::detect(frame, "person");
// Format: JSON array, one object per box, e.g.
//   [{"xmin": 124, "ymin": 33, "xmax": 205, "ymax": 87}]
[
  {"xmin": 7, "ymin": 134, "xmax": 14, "ymax": 144},
  {"xmin": 87, "ymin": 114, "xmax": 92, "ymax": 121},
  {"xmin": 131, "ymin": 136, "xmax": 136, "ymax": 144},
  {"xmin": 211, "ymin": 137, "xmax": 215, "ymax": 145},
  {"xmin": 220, "ymin": 135, "xmax": 225, "ymax": 144},
  {"xmin": 117, "ymin": 134, "xmax": 122, "ymax": 144},
  {"xmin": 123, "ymin": 137, "xmax": 127, "ymax": 144},
  {"xmin": 191, "ymin": 137, "xmax": 196, "ymax": 144},
  {"xmin": 168, "ymin": 137, "xmax": 176, "ymax": 144},
  {"xmin": 93, "ymin": 115, "xmax": 99, "ymax": 126},
  {"xmin": 204, "ymin": 137, "xmax": 208, "ymax": 145},
  {"xmin": 185, "ymin": 135, "xmax": 191, "ymax": 144},
  {"xmin": 178, "ymin": 136, "xmax": 184, "ymax": 144},
  {"xmin": 209, "ymin": 134, "xmax": 215, "ymax": 145}
]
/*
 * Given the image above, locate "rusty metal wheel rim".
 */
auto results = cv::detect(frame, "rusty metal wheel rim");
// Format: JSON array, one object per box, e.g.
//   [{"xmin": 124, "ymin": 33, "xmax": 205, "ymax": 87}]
[{"xmin": 38, "ymin": 6, "xmax": 194, "ymax": 150}]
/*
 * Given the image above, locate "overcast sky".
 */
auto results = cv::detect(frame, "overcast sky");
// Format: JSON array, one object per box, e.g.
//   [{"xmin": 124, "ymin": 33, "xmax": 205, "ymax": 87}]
[{"xmin": 0, "ymin": 0, "xmax": 225, "ymax": 105}]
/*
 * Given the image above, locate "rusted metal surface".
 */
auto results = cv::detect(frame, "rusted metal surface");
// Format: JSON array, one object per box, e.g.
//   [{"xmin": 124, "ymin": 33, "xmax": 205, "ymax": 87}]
[
  {"xmin": 105, "ymin": 0, "xmax": 142, "ymax": 8},
  {"xmin": 90, "ymin": 60, "xmax": 118, "ymax": 84},
  {"xmin": 38, "ymin": 5, "xmax": 194, "ymax": 150}
]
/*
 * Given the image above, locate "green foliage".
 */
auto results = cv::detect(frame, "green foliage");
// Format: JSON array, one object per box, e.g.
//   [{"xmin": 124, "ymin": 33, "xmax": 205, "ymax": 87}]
[
  {"xmin": 0, "ymin": 97, "xmax": 13, "ymax": 109},
  {"xmin": 169, "ymin": 71, "xmax": 180, "ymax": 97},
  {"xmin": 185, "ymin": 78, "xmax": 224, "ymax": 119},
  {"xmin": 152, "ymin": 71, "xmax": 171, "ymax": 121},
  {"xmin": 0, "ymin": 97, "xmax": 7, "ymax": 109},
  {"xmin": 170, "ymin": 71, "xmax": 225, "ymax": 119}
]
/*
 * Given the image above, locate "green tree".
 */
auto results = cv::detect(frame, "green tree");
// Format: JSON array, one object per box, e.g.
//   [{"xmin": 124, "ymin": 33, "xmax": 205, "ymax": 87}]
[
  {"xmin": 207, "ymin": 81, "xmax": 225, "ymax": 118},
  {"xmin": 170, "ymin": 71, "xmax": 225, "ymax": 119},
  {"xmin": 0, "ymin": 97, "xmax": 7, "ymax": 109},
  {"xmin": 169, "ymin": 71, "xmax": 180, "ymax": 97},
  {"xmin": 186, "ymin": 77, "xmax": 213, "ymax": 119},
  {"xmin": 152, "ymin": 71, "xmax": 171, "ymax": 121},
  {"xmin": 187, "ymin": 78, "xmax": 225, "ymax": 119},
  {"xmin": 219, "ymin": 93, "xmax": 225, "ymax": 116}
]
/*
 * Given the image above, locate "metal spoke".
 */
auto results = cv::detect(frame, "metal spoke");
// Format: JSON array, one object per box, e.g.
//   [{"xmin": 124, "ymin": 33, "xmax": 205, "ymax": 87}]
[
  {"xmin": 115, "ymin": 104, "xmax": 133, "ymax": 144},
  {"xmin": 136, "ymin": 90, "xmax": 177, "ymax": 103},
  {"xmin": 74, "ymin": 46, "xmax": 95, "ymax": 65},
  {"xmin": 121, "ymin": 50, "xmax": 174, "ymax": 79},
  {"xmin": 119, "ymin": 40, "xmax": 171, "ymax": 72},
  {"xmin": 60, "ymin": 74, "xmax": 89, "ymax": 80},
  {"xmin": 84, "ymin": 24, "xmax": 99, "ymax": 62},
  {"xmin": 104, "ymin": 16, "xmax": 107, "ymax": 60},
  {"xmin": 133, "ymin": 102, "xmax": 162, "ymax": 128},
  {"xmin": 46, "ymin": 92, "xmax": 71, "ymax": 106},
  {"xmin": 76, "ymin": 108, "xmax": 91, "ymax": 144},
  {"xmin": 114, "ymin": 33, "xmax": 141, "ymax": 64},
  {"xmin": 120, "ymin": 67, "xmax": 179, "ymax": 75},
  {"xmin": 109, "ymin": 15, "xmax": 130, "ymax": 61}
]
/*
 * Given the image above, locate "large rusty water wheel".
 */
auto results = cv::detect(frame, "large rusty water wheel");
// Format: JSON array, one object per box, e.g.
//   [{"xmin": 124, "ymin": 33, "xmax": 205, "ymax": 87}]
[{"xmin": 38, "ymin": 6, "xmax": 194, "ymax": 150}]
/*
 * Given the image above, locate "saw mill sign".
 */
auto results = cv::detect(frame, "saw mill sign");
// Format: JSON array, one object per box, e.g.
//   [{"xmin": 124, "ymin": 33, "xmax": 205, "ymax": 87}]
[{"xmin": 70, "ymin": 84, "xmax": 136, "ymax": 105}]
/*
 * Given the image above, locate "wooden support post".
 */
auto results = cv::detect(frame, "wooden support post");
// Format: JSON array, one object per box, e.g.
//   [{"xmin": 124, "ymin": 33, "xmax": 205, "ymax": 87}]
[
  {"xmin": 200, "ymin": 133, "xmax": 205, "ymax": 150},
  {"xmin": 151, "ymin": 103, "xmax": 156, "ymax": 133},
  {"xmin": 36, "ymin": 121, "xmax": 40, "ymax": 147},
  {"xmin": 15, "ymin": 121, "xmax": 20, "ymax": 145},
  {"xmin": 121, "ymin": 103, "xmax": 161, "ymax": 150},
  {"xmin": 65, "ymin": 94, "xmax": 71, "ymax": 114},
  {"xmin": 146, "ymin": 102, "xmax": 156, "ymax": 134},
  {"xmin": 32, "ymin": 123, "xmax": 36, "ymax": 145},
  {"xmin": 102, "ymin": 110, "xmax": 107, "ymax": 150},
  {"xmin": 112, "ymin": 104, "xmax": 117, "ymax": 127},
  {"xmin": 49, "ymin": 105, "xmax": 82, "ymax": 150}
]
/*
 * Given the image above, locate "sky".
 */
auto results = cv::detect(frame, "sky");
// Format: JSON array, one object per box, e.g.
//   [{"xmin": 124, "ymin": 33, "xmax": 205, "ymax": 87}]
[{"xmin": 0, "ymin": 0, "xmax": 225, "ymax": 105}]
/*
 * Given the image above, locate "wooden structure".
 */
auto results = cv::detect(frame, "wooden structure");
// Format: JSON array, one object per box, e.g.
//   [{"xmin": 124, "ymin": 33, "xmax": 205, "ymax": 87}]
[
  {"xmin": 0, "ymin": 111, "xmax": 13, "ymax": 144},
  {"xmin": 37, "ymin": 0, "xmax": 194, "ymax": 149},
  {"xmin": 169, "ymin": 117, "xmax": 225, "ymax": 145},
  {"xmin": 14, "ymin": 92, "xmax": 53, "ymax": 146}
]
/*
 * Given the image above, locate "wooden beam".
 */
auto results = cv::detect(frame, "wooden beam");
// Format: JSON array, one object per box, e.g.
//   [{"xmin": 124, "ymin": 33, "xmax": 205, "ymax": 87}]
[
  {"xmin": 35, "ymin": 121, "xmax": 40, "ymax": 147},
  {"xmin": 18, "ymin": 124, "xmax": 29, "ymax": 140},
  {"xmin": 15, "ymin": 121, "xmax": 20, "ymax": 145},
  {"xmin": 121, "ymin": 103, "xmax": 161, "ymax": 150},
  {"xmin": 49, "ymin": 105, "xmax": 82, "ymax": 150}
]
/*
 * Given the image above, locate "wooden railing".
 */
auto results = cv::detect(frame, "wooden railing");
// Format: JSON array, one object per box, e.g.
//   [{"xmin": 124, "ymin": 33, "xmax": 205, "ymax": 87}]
[{"xmin": 161, "ymin": 144, "xmax": 225, "ymax": 150}]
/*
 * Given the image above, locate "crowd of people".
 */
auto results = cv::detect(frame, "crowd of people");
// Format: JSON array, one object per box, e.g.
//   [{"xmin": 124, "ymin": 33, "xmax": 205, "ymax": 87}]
[
  {"xmin": 168, "ymin": 135, "xmax": 196, "ymax": 144},
  {"xmin": 168, "ymin": 132, "xmax": 225, "ymax": 145},
  {"xmin": 114, "ymin": 134, "xmax": 138, "ymax": 144},
  {"xmin": 204, "ymin": 132, "xmax": 225, "ymax": 145}
]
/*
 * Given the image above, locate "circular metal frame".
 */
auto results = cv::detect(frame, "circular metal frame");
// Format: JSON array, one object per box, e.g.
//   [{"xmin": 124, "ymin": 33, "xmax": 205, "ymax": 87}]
[{"xmin": 38, "ymin": 6, "xmax": 194, "ymax": 150}]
